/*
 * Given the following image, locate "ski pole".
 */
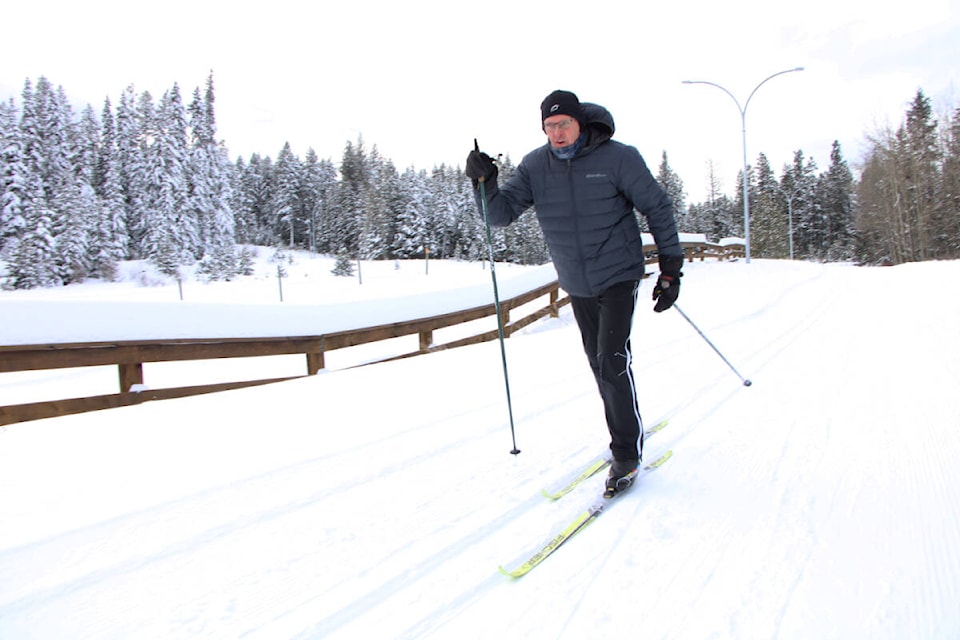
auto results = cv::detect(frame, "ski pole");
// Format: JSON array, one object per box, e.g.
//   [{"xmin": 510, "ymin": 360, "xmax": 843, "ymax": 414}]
[
  {"xmin": 475, "ymin": 139, "xmax": 521, "ymax": 455},
  {"xmin": 674, "ymin": 304, "xmax": 753, "ymax": 387}
]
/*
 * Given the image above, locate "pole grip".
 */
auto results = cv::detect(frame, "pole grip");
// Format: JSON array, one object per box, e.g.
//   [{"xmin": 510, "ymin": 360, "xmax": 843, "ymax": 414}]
[{"xmin": 473, "ymin": 138, "xmax": 485, "ymax": 184}]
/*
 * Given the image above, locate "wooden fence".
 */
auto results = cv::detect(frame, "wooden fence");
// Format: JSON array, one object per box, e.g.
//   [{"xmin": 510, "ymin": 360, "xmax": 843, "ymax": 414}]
[
  {"xmin": 0, "ymin": 280, "xmax": 568, "ymax": 425},
  {"xmin": 681, "ymin": 240, "xmax": 745, "ymax": 262},
  {"xmin": 0, "ymin": 242, "xmax": 743, "ymax": 426}
]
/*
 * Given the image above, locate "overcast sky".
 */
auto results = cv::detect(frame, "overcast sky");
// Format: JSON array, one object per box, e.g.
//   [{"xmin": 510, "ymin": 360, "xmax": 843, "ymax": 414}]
[{"xmin": 3, "ymin": 0, "xmax": 959, "ymax": 200}]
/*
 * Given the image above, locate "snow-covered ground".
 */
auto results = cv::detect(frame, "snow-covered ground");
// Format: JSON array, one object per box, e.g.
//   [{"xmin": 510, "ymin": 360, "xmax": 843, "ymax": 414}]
[{"xmin": 1, "ymin": 253, "xmax": 959, "ymax": 639}]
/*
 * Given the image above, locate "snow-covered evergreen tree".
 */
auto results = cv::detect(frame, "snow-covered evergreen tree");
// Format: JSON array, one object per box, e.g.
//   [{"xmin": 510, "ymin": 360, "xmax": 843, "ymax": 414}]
[
  {"xmin": 189, "ymin": 75, "xmax": 236, "ymax": 280},
  {"xmin": 331, "ymin": 251, "xmax": 354, "ymax": 277},
  {"xmin": 10, "ymin": 174, "xmax": 59, "ymax": 288},
  {"xmin": 300, "ymin": 149, "xmax": 337, "ymax": 253},
  {"xmin": 75, "ymin": 104, "xmax": 100, "ymax": 188},
  {"xmin": 750, "ymin": 153, "xmax": 788, "ymax": 258},
  {"xmin": 140, "ymin": 86, "xmax": 191, "ymax": 275},
  {"xmin": 239, "ymin": 154, "xmax": 275, "ymax": 245},
  {"xmin": 231, "ymin": 156, "xmax": 254, "ymax": 244},
  {"xmin": 92, "ymin": 97, "xmax": 129, "ymax": 278},
  {"xmin": 272, "ymin": 142, "xmax": 302, "ymax": 248},
  {"xmin": 656, "ymin": 151, "xmax": 686, "ymax": 230},
  {"xmin": 359, "ymin": 147, "xmax": 401, "ymax": 260},
  {"xmin": 902, "ymin": 89, "xmax": 942, "ymax": 260},
  {"xmin": 426, "ymin": 164, "xmax": 464, "ymax": 259},
  {"xmin": 0, "ymin": 97, "xmax": 26, "ymax": 260},
  {"xmin": 15, "ymin": 78, "xmax": 83, "ymax": 284},
  {"xmin": 116, "ymin": 86, "xmax": 144, "ymax": 258},
  {"xmin": 53, "ymin": 181, "xmax": 96, "ymax": 283},
  {"xmin": 45, "ymin": 103, "xmax": 100, "ymax": 283},
  {"xmin": 393, "ymin": 167, "xmax": 430, "ymax": 258},
  {"xmin": 377, "ymin": 157, "xmax": 406, "ymax": 257},
  {"xmin": 330, "ymin": 138, "xmax": 366, "ymax": 254},
  {"xmin": 783, "ymin": 151, "xmax": 821, "ymax": 260},
  {"xmin": 818, "ymin": 141, "xmax": 855, "ymax": 261}
]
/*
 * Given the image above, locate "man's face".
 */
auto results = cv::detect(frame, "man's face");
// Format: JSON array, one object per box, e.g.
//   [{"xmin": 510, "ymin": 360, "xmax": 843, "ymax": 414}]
[{"xmin": 543, "ymin": 115, "xmax": 581, "ymax": 149}]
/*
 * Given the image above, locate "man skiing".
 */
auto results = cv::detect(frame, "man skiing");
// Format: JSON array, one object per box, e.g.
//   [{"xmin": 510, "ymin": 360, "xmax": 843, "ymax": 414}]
[{"xmin": 466, "ymin": 90, "xmax": 684, "ymax": 496}]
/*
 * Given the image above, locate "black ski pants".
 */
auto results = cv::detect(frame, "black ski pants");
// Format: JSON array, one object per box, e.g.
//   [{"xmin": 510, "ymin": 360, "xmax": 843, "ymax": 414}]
[{"xmin": 569, "ymin": 280, "xmax": 644, "ymax": 462}]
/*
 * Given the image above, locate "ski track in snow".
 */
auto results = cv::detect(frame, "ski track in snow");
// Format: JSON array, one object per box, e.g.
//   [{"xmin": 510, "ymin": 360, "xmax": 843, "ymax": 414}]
[{"xmin": 0, "ymin": 399, "xmax": 530, "ymax": 637}]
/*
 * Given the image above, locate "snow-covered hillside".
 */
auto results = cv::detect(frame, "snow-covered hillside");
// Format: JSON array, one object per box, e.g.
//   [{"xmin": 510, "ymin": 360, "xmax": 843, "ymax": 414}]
[{"xmin": 1, "ymin": 255, "xmax": 959, "ymax": 639}]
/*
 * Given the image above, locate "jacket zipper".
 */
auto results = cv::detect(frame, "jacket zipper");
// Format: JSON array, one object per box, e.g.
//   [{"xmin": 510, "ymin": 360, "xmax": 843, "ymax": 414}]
[{"xmin": 566, "ymin": 158, "xmax": 590, "ymax": 292}]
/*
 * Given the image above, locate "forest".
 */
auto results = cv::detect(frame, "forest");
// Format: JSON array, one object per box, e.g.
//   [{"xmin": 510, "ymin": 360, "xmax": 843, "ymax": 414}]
[{"xmin": 1, "ymin": 73, "xmax": 958, "ymax": 290}]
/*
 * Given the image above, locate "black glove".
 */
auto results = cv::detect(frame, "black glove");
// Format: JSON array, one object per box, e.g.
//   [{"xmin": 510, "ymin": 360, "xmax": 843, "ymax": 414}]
[
  {"xmin": 465, "ymin": 149, "xmax": 497, "ymax": 187},
  {"xmin": 652, "ymin": 255, "xmax": 684, "ymax": 312}
]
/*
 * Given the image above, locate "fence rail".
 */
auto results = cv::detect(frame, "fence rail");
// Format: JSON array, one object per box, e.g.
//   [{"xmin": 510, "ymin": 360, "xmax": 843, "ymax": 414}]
[{"xmin": 0, "ymin": 243, "xmax": 743, "ymax": 426}]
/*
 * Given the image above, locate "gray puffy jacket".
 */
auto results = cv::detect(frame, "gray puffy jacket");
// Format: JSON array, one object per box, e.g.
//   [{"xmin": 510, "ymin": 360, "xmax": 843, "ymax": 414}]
[{"xmin": 477, "ymin": 102, "xmax": 681, "ymax": 298}]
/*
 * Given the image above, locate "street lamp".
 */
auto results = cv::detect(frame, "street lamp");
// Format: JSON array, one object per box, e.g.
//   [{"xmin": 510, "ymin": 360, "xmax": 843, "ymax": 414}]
[{"xmin": 682, "ymin": 67, "xmax": 804, "ymax": 263}]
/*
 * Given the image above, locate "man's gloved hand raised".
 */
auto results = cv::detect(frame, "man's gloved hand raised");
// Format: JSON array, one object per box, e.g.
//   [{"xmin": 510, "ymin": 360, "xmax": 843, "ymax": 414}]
[
  {"xmin": 465, "ymin": 149, "xmax": 497, "ymax": 188},
  {"xmin": 652, "ymin": 255, "xmax": 684, "ymax": 312}
]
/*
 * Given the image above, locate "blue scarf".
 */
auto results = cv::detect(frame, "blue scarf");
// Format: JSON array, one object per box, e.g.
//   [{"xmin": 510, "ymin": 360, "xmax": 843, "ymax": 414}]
[{"xmin": 550, "ymin": 133, "xmax": 586, "ymax": 160}]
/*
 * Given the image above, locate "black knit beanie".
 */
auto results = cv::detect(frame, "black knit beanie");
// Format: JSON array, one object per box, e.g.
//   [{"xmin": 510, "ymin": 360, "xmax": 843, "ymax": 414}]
[{"xmin": 540, "ymin": 90, "xmax": 584, "ymax": 129}]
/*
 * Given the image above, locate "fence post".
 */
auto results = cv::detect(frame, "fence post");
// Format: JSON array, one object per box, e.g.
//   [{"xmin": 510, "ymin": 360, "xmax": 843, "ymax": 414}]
[{"xmin": 118, "ymin": 363, "xmax": 144, "ymax": 392}]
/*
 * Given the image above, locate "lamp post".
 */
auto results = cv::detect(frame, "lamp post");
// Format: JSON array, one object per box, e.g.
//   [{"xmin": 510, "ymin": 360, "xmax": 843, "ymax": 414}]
[{"xmin": 682, "ymin": 67, "xmax": 804, "ymax": 263}]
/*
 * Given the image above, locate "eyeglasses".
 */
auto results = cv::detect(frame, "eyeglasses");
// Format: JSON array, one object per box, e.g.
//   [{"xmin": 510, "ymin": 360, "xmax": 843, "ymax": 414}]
[{"xmin": 544, "ymin": 118, "xmax": 575, "ymax": 133}]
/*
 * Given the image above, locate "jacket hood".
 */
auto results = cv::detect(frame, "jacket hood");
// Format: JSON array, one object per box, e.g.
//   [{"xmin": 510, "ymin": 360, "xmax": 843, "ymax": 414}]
[{"xmin": 581, "ymin": 102, "xmax": 614, "ymax": 147}]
